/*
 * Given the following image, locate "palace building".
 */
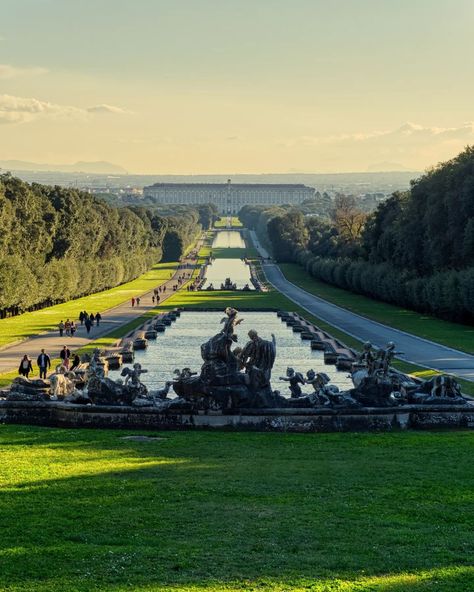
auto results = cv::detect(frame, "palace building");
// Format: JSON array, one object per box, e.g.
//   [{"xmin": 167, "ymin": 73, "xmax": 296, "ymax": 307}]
[{"xmin": 143, "ymin": 179, "xmax": 315, "ymax": 213}]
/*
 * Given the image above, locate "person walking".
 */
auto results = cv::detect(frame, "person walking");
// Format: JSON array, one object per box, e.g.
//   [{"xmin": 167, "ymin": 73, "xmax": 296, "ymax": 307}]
[
  {"xmin": 95, "ymin": 312, "xmax": 101, "ymax": 326},
  {"xmin": 37, "ymin": 349, "xmax": 51, "ymax": 379},
  {"xmin": 60, "ymin": 345, "xmax": 71, "ymax": 369},
  {"xmin": 84, "ymin": 316, "xmax": 92, "ymax": 335},
  {"xmin": 18, "ymin": 355, "xmax": 33, "ymax": 378},
  {"xmin": 131, "ymin": 297, "xmax": 135, "ymax": 307},
  {"xmin": 89, "ymin": 313, "xmax": 95, "ymax": 325},
  {"xmin": 136, "ymin": 297, "xmax": 141, "ymax": 306},
  {"xmin": 79, "ymin": 311, "xmax": 85, "ymax": 325},
  {"xmin": 152, "ymin": 295, "xmax": 155, "ymax": 304},
  {"xmin": 65, "ymin": 319, "xmax": 71, "ymax": 337},
  {"xmin": 70, "ymin": 320, "xmax": 77, "ymax": 336},
  {"xmin": 58, "ymin": 320, "xmax": 65, "ymax": 337}
]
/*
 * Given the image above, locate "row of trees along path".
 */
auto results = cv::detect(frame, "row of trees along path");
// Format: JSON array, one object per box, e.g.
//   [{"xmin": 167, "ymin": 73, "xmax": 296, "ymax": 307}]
[
  {"xmin": 0, "ymin": 238, "xmax": 204, "ymax": 376},
  {"xmin": 249, "ymin": 231, "xmax": 474, "ymax": 382}
]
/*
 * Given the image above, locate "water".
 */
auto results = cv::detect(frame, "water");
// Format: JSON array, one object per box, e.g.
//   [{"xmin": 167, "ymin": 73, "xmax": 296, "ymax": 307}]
[
  {"xmin": 203, "ymin": 258, "xmax": 253, "ymax": 289},
  {"xmin": 212, "ymin": 230, "xmax": 246, "ymax": 248},
  {"xmin": 109, "ymin": 312, "xmax": 353, "ymax": 398},
  {"xmin": 204, "ymin": 230, "xmax": 252, "ymax": 289}
]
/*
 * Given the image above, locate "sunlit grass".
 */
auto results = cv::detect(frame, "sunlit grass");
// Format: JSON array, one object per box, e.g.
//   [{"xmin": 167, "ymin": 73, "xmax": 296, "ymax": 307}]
[
  {"xmin": 0, "ymin": 262, "xmax": 178, "ymax": 349},
  {"xmin": 214, "ymin": 216, "xmax": 242, "ymax": 228},
  {"xmin": 0, "ymin": 426, "xmax": 473, "ymax": 591}
]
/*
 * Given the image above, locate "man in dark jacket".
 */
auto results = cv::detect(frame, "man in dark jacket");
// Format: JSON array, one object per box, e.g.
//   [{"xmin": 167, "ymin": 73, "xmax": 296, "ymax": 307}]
[
  {"xmin": 37, "ymin": 349, "xmax": 51, "ymax": 379},
  {"xmin": 60, "ymin": 346, "xmax": 71, "ymax": 367}
]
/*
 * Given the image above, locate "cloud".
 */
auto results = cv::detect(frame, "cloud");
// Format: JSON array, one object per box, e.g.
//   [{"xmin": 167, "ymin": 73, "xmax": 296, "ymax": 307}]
[
  {"xmin": 0, "ymin": 64, "xmax": 48, "ymax": 79},
  {"xmin": 285, "ymin": 122, "xmax": 474, "ymax": 171},
  {"xmin": 86, "ymin": 103, "xmax": 129, "ymax": 114},
  {"xmin": 0, "ymin": 94, "xmax": 129, "ymax": 125},
  {"xmin": 291, "ymin": 122, "xmax": 474, "ymax": 148}
]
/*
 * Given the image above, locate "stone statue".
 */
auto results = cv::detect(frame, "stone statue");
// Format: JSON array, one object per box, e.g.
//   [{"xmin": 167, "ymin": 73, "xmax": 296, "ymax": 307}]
[
  {"xmin": 174, "ymin": 368, "xmax": 197, "ymax": 380},
  {"xmin": 50, "ymin": 366, "xmax": 76, "ymax": 398},
  {"xmin": 121, "ymin": 363, "xmax": 148, "ymax": 389},
  {"xmin": 279, "ymin": 367, "xmax": 305, "ymax": 398},
  {"xmin": 239, "ymin": 329, "xmax": 276, "ymax": 392},
  {"xmin": 173, "ymin": 308, "xmax": 281, "ymax": 409},
  {"xmin": 358, "ymin": 341, "xmax": 376, "ymax": 375},
  {"xmin": 378, "ymin": 341, "xmax": 403, "ymax": 377}
]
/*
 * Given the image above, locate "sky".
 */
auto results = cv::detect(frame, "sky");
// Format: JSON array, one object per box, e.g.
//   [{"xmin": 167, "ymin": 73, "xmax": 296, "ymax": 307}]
[{"xmin": 1, "ymin": 0, "xmax": 474, "ymax": 174}]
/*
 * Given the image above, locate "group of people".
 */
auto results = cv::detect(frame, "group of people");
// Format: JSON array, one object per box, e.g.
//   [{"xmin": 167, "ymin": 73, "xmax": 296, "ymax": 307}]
[
  {"xmin": 58, "ymin": 312, "xmax": 102, "ymax": 337},
  {"xmin": 58, "ymin": 319, "xmax": 77, "ymax": 337},
  {"xmin": 18, "ymin": 346, "xmax": 80, "ymax": 379},
  {"xmin": 79, "ymin": 311, "xmax": 102, "ymax": 334}
]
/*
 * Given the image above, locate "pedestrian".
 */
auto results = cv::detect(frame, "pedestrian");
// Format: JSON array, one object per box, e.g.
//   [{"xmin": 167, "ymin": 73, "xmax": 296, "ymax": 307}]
[
  {"xmin": 18, "ymin": 355, "xmax": 33, "ymax": 378},
  {"xmin": 95, "ymin": 312, "xmax": 101, "ymax": 326},
  {"xmin": 156, "ymin": 294, "xmax": 160, "ymax": 303},
  {"xmin": 70, "ymin": 354, "xmax": 81, "ymax": 371},
  {"xmin": 89, "ymin": 313, "xmax": 95, "ymax": 325},
  {"xmin": 60, "ymin": 345, "xmax": 71, "ymax": 369},
  {"xmin": 58, "ymin": 320, "xmax": 65, "ymax": 337},
  {"xmin": 37, "ymin": 348, "xmax": 51, "ymax": 379},
  {"xmin": 65, "ymin": 319, "xmax": 71, "ymax": 336},
  {"xmin": 84, "ymin": 317, "xmax": 92, "ymax": 334},
  {"xmin": 131, "ymin": 297, "xmax": 135, "ymax": 307},
  {"xmin": 152, "ymin": 295, "xmax": 155, "ymax": 304},
  {"xmin": 70, "ymin": 320, "xmax": 76, "ymax": 336},
  {"xmin": 79, "ymin": 311, "xmax": 85, "ymax": 325},
  {"xmin": 136, "ymin": 297, "xmax": 140, "ymax": 306}
]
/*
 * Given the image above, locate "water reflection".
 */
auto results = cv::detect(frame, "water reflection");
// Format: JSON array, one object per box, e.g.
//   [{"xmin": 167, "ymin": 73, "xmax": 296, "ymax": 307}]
[
  {"xmin": 212, "ymin": 230, "xmax": 246, "ymax": 248},
  {"xmin": 109, "ymin": 312, "xmax": 353, "ymax": 398},
  {"xmin": 203, "ymin": 258, "xmax": 253, "ymax": 289}
]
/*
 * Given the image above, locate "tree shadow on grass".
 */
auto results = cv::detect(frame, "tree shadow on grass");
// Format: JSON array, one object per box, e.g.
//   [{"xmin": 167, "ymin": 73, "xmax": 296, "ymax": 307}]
[{"xmin": 0, "ymin": 427, "xmax": 473, "ymax": 591}]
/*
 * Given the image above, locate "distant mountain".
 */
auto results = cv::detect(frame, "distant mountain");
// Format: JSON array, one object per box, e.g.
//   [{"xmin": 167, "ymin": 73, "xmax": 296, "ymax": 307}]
[
  {"xmin": 366, "ymin": 162, "xmax": 415, "ymax": 173},
  {"xmin": 0, "ymin": 160, "xmax": 127, "ymax": 174}
]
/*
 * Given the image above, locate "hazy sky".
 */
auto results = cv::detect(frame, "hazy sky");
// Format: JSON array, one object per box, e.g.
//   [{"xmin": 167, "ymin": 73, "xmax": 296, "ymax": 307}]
[{"xmin": 1, "ymin": 0, "xmax": 474, "ymax": 173}]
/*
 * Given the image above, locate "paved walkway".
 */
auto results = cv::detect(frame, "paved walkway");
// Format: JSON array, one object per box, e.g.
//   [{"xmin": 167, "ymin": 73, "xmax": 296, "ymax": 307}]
[
  {"xmin": 0, "ymin": 242, "xmax": 203, "ymax": 375},
  {"xmin": 249, "ymin": 232, "xmax": 474, "ymax": 380}
]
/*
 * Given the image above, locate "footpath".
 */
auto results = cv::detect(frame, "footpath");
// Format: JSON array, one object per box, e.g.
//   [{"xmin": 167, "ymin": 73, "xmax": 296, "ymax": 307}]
[
  {"xmin": 249, "ymin": 231, "xmax": 474, "ymax": 381},
  {"xmin": 0, "ymin": 241, "xmax": 203, "ymax": 376}
]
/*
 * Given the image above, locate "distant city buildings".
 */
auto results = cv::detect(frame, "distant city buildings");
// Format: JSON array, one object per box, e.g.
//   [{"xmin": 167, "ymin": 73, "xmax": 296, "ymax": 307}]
[{"xmin": 143, "ymin": 179, "xmax": 315, "ymax": 213}]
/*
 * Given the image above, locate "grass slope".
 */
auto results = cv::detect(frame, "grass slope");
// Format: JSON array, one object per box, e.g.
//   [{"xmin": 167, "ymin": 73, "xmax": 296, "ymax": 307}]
[
  {"xmin": 0, "ymin": 262, "xmax": 178, "ymax": 349},
  {"xmin": 280, "ymin": 263, "xmax": 474, "ymax": 355},
  {"xmin": 0, "ymin": 425, "xmax": 472, "ymax": 591}
]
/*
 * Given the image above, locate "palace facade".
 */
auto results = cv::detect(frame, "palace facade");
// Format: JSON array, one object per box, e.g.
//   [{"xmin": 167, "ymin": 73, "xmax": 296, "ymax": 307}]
[{"xmin": 143, "ymin": 180, "xmax": 315, "ymax": 213}]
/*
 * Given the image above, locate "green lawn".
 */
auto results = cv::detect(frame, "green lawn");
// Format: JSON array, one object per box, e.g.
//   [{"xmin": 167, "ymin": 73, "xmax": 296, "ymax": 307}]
[
  {"xmin": 0, "ymin": 425, "xmax": 472, "ymax": 591},
  {"xmin": 280, "ymin": 263, "xmax": 474, "ymax": 355},
  {"xmin": 0, "ymin": 262, "xmax": 179, "ymax": 350},
  {"xmin": 214, "ymin": 216, "xmax": 242, "ymax": 228}
]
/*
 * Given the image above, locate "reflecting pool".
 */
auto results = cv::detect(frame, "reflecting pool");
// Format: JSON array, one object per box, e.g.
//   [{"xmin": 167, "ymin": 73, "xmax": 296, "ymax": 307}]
[
  {"xmin": 109, "ymin": 312, "xmax": 353, "ymax": 398},
  {"xmin": 203, "ymin": 258, "xmax": 253, "ymax": 289},
  {"xmin": 212, "ymin": 230, "xmax": 246, "ymax": 248}
]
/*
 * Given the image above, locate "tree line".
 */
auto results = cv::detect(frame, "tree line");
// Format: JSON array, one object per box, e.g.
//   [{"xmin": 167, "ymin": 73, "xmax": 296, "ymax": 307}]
[
  {"xmin": 0, "ymin": 174, "xmax": 204, "ymax": 318},
  {"xmin": 243, "ymin": 147, "xmax": 474, "ymax": 324}
]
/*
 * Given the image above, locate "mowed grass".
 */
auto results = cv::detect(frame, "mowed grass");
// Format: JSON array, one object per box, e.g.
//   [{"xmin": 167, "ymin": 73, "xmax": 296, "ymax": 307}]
[
  {"xmin": 214, "ymin": 216, "xmax": 242, "ymax": 228},
  {"xmin": 280, "ymin": 263, "xmax": 474, "ymax": 355},
  {"xmin": 0, "ymin": 262, "xmax": 178, "ymax": 349},
  {"xmin": 0, "ymin": 425, "xmax": 472, "ymax": 592}
]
